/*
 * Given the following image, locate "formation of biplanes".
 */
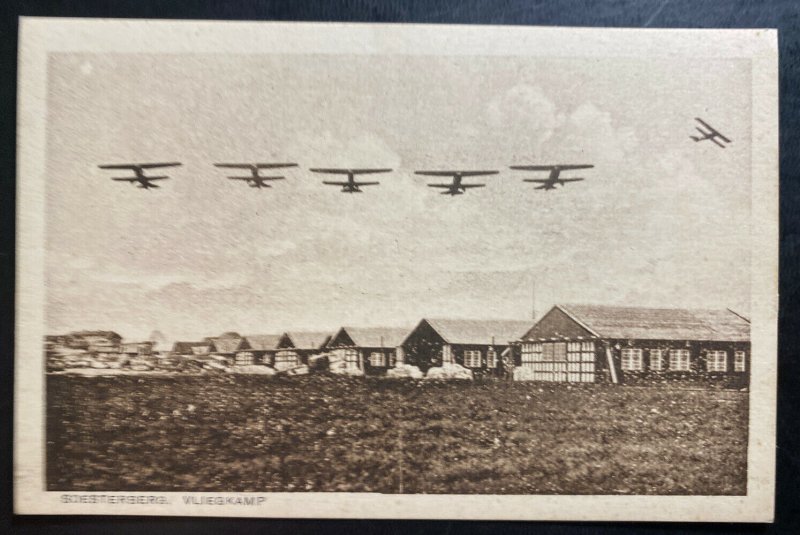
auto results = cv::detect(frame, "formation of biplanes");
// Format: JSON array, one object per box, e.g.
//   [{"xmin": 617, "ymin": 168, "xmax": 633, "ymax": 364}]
[{"xmin": 98, "ymin": 118, "xmax": 729, "ymax": 193}]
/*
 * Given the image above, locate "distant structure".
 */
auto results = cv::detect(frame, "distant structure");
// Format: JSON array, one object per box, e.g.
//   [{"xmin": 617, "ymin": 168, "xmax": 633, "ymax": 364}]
[
  {"xmin": 274, "ymin": 331, "xmax": 333, "ymax": 370},
  {"xmin": 401, "ymin": 318, "xmax": 532, "ymax": 376},
  {"xmin": 64, "ymin": 330, "xmax": 122, "ymax": 353},
  {"xmin": 512, "ymin": 304, "xmax": 750, "ymax": 386},
  {"xmin": 326, "ymin": 326, "xmax": 410, "ymax": 375},
  {"xmin": 239, "ymin": 334, "xmax": 283, "ymax": 366}
]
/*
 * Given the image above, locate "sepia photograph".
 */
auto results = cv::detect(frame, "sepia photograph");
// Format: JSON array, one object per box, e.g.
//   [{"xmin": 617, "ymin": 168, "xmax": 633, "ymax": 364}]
[{"xmin": 14, "ymin": 18, "xmax": 778, "ymax": 521}]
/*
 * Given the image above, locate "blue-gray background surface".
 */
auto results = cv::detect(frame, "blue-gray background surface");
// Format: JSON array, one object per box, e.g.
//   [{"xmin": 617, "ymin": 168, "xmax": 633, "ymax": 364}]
[{"xmin": 1, "ymin": 1, "xmax": 798, "ymax": 534}]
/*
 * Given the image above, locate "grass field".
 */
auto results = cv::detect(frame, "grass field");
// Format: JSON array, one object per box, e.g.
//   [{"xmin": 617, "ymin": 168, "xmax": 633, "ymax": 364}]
[{"xmin": 46, "ymin": 374, "xmax": 748, "ymax": 494}]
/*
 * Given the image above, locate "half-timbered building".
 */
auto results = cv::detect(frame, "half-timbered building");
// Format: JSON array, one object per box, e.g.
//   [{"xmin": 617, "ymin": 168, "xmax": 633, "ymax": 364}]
[
  {"xmin": 401, "ymin": 318, "xmax": 532, "ymax": 375},
  {"xmin": 119, "ymin": 341, "xmax": 154, "ymax": 357},
  {"xmin": 170, "ymin": 341, "xmax": 213, "ymax": 357},
  {"xmin": 326, "ymin": 326, "xmax": 410, "ymax": 375},
  {"xmin": 241, "ymin": 334, "xmax": 283, "ymax": 366},
  {"xmin": 513, "ymin": 304, "xmax": 751, "ymax": 386},
  {"xmin": 205, "ymin": 332, "xmax": 251, "ymax": 364},
  {"xmin": 274, "ymin": 331, "xmax": 332, "ymax": 371}
]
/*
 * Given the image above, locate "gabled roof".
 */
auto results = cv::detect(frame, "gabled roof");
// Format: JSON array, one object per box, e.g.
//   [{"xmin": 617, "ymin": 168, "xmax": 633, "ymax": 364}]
[
  {"xmin": 244, "ymin": 334, "xmax": 282, "ymax": 351},
  {"xmin": 171, "ymin": 341, "xmax": 211, "ymax": 353},
  {"xmin": 211, "ymin": 336, "xmax": 249, "ymax": 354},
  {"xmin": 412, "ymin": 318, "xmax": 533, "ymax": 346},
  {"xmin": 284, "ymin": 331, "xmax": 332, "ymax": 350},
  {"xmin": 332, "ymin": 326, "xmax": 410, "ymax": 348},
  {"xmin": 555, "ymin": 304, "xmax": 750, "ymax": 342}
]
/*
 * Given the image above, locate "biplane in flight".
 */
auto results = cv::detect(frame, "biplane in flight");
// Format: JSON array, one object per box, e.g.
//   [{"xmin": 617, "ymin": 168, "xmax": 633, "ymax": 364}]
[
  {"xmin": 690, "ymin": 117, "xmax": 732, "ymax": 148},
  {"xmin": 98, "ymin": 162, "xmax": 182, "ymax": 189},
  {"xmin": 214, "ymin": 162, "xmax": 298, "ymax": 188},
  {"xmin": 415, "ymin": 170, "xmax": 499, "ymax": 196},
  {"xmin": 509, "ymin": 164, "xmax": 594, "ymax": 191},
  {"xmin": 310, "ymin": 168, "xmax": 392, "ymax": 193}
]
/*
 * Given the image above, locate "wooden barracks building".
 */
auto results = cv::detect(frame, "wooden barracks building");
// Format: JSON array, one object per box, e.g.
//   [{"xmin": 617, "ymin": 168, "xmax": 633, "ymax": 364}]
[
  {"xmin": 326, "ymin": 326, "xmax": 410, "ymax": 375},
  {"xmin": 513, "ymin": 304, "xmax": 751, "ymax": 385},
  {"xmin": 402, "ymin": 318, "xmax": 532, "ymax": 376}
]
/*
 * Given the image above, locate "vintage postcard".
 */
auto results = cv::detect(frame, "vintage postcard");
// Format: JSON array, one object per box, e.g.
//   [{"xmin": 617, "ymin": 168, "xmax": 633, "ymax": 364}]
[{"xmin": 14, "ymin": 18, "xmax": 778, "ymax": 521}]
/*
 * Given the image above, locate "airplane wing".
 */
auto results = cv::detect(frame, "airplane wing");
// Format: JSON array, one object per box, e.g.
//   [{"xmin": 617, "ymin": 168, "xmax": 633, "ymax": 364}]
[
  {"xmin": 322, "ymin": 181, "xmax": 350, "ymax": 186},
  {"xmin": 349, "ymin": 168, "xmax": 392, "ymax": 174},
  {"xmin": 136, "ymin": 162, "xmax": 182, "ymax": 169},
  {"xmin": 416, "ymin": 170, "xmax": 497, "ymax": 177},
  {"xmin": 694, "ymin": 117, "xmax": 731, "ymax": 143},
  {"xmin": 255, "ymin": 163, "xmax": 298, "ymax": 169},
  {"xmin": 415, "ymin": 171, "xmax": 459, "ymax": 177},
  {"xmin": 460, "ymin": 184, "xmax": 486, "ymax": 188},
  {"xmin": 101, "ymin": 162, "xmax": 181, "ymax": 170},
  {"xmin": 226, "ymin": 176, "xmax": 251, "ymax": 180},
  {"xmin": 310, "ymin": 168, "xmax": 352, "ymax": 174},
  {"xmin": 693, "ymin": 117, "xmax": 718, "ymax": 132},
  {"xmin": 214, "ymin": 163, "xmax": 254, "ymax": 169},
  {"xmin": 352, "ymin": 181, "xmax": 380, "ymax": 186},
  {"xmin": 99, "ymin": 164, "xmax": 139, "ymax": 170},
  {"xmin": 111, "ymin": 175, "xmax": 169, "ymax": 181},
  {"xmin": 510, "ymin": 164, "xmax": 594, "ymax": 171},
  {"xmin": 457, "ymin": 171, "xmax": 499, "ymax": 177},
  {"xmin": 522, "ymin": 179, "xmax": 550, "ymax": 183},
  {"xmin": 559, "ymin": 178, "xmax": 585, "ymax": 183},
  {"xmin": 427, "ymin": 184, "xmax": 455, "ymax": 188}
]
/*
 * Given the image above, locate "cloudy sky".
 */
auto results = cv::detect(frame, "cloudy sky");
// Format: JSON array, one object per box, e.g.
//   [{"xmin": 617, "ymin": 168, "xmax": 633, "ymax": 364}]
[{"xmin": 44, "ymin": 52, "xmax": 752, "ymax": 341}]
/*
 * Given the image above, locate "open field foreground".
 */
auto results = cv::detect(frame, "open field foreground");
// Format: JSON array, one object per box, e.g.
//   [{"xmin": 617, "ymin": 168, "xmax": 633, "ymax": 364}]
[{"xmin": 47, "ymin": 375, "xmax": 748, "ymax": 495}]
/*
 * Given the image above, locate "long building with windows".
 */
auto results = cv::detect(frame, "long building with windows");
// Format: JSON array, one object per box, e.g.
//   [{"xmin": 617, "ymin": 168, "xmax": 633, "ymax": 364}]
[
  {"xmin": 512, "ymin": 304, "xmax": 751, "ymax": 386},
  {"xmin": 273, "ymin": 331, "xmax": 332, "ymax": 371},
  {"xmin": 326, "ymin": 326, "xmax": 410, "ymax": 375},
  {"xmin": 402, "ymin": 318, "xmax": 532, "ymax": 376}
]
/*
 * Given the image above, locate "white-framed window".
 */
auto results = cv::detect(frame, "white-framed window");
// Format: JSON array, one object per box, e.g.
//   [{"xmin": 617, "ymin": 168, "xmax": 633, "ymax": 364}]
[
  {"xmin": 487, "ymin": 348, "xmax": 498, "ymax": 368},
  {"xmin": 650, "ymin": 349, "xmax": 664, "ymax": 371},
  {"xmin": 581, "ymin": 341, "xmax": 595, "ymax": 362},
  {"xmin": 344, "ymin": 349, "xmax": 360, "ymax": 370},
  {"xmin": 442, "ymin": 344, "xmax": 455, "ymax": 364},
  {"xmin": 734, "ymin": 351, "xmax": 746, "ymax": 372},
  {"xmin": 463, "ymin": 350, "xmax": 482, "ymax": 368},
  {"xmin": 706, "ymin": 350, "xmax": 727, "ymax": 372},
  {"xmin": 235, "ymin": 352, "xmax": 254, "ymax": 366},
  {"xmin": 274, "ymin": 352, "xmax": 299, "ymax": 370},
  {"xmin": 669, "ymin": 349, "xmax": 691, "ymax": 371},
  {"xmin": 621, "ymin": 348, "xmax": 643, "ymax": 371},
  {"xmin": 369, "ymin": 351, "xmax": 386, "ymax": 367},
  {"xmin": 521, "ymin": 343, "xmax": 542, "ymax": 368}
]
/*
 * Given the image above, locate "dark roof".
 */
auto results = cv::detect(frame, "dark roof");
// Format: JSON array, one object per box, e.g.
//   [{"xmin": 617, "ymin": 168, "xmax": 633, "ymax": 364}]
[
  {"xmin": 332, "ymin": 326, "xmax": 410, "ymax": 348},
  {"xmin": 171, "ymin": 341, "xmax": 211, "ymax": 353},
  {"xmin": 285, "ymin": 331, "xmax": 332, "ymax": 350},
  {"xmin": 244, "ymin": 334, "xmax": 282, "ymax": 351},
  {"xmin": 415, "ymin": 318, "xmax": 533, "ymax": 346},
  {"xmin": 555, "ymin": 304, "xmax": 750, "ymax": 342},
  {"xmin": 69, "ymin": 330, "xmax": 122, "ymax": 341}
]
